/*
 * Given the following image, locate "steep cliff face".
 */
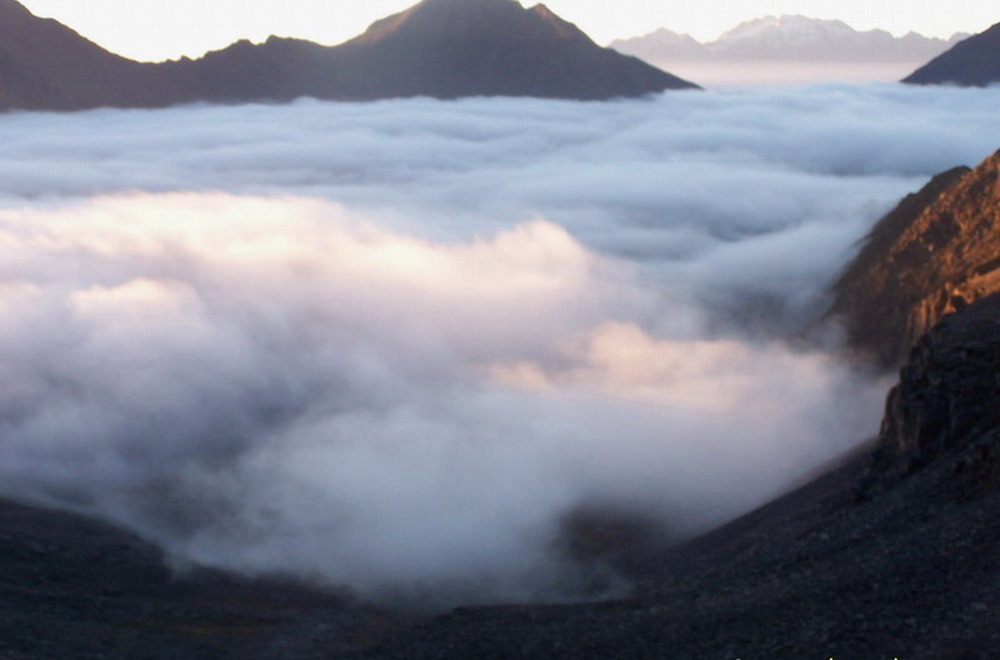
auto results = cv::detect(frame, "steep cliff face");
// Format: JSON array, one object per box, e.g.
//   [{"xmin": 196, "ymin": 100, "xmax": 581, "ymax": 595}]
[
  {"xmin": 903, "ymin": 22, "xmax": 1000, "ymax": 86},
  {"xmin": 828, "ymin": 149, "xmax": 1000, "ymax": 367},
  {"xmin": 870, "ymin": 292, "xmax": 1000, "ymax": 496}
]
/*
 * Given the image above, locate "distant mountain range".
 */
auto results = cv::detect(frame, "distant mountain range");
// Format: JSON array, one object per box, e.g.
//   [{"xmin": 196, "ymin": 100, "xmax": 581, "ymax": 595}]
[
  {"xmin": 0, "ymin": 0, "xmax": 696, "ymax": 112},
  {"xmin": 613, "ymin": 16, "xmax": 965, "ymax": 63},
  {"xmin": 611, "ymin": 15, "xmax": 968, "ymax": 85},
  {"xmin": 904, "ymin": 21, "xmax": 1000, "ymax": 86}
]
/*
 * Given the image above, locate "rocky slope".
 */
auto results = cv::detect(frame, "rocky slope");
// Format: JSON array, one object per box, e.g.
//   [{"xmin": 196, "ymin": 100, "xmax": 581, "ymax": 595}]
[
  {"xmin": 827, "ymin": 148, "xmax": 1000, "ymax": 367},
  {"xmin": 904, "ymin": 22, "xmax": 1000, "ymax": 86},
  {"xmin": 0, "ymin": 0, "xmax": 695, "ymax": 111}
]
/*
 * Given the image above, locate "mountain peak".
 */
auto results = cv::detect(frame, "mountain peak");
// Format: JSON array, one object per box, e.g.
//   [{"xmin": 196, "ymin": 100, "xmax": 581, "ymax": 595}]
[
  {"xmin": 332, "ymin": 0, "xmax": 697, "ymax": 99},
  {"xmin": 717, "ymin": 14, "xmax": 868, "ymax": 48},
  {"xmin": 0, "ymin": 0, "xmax": 30, "ymax": 14},
  {"xmin": 350, "ymin": 0, "xmax": 515, "ymax": 39},
  {"xmin": 348, "ymin": 0, "xmax": 588, "ymax": 47},
  {"xmin": 719, "ymin": 15, "xmax": 851, "ymax": 39},
  {"xmin": 527, "ymin": 3, "xmax": 592, "ymax": 42}
]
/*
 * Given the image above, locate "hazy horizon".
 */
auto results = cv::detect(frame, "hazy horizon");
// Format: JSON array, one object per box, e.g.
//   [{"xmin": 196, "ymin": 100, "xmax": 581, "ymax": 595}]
[{"xmin": 636, "ymin": 61, "xmax": 940, "ymax": 88}]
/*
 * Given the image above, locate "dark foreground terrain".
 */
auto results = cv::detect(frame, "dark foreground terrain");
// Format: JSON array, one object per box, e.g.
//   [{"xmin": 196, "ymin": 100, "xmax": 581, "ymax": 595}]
[
  {"xmin": 0, "ymin": 501, "xmax": 410, "ymax": 659},
  {"xmin": 4, "ymin": 294, "xmax": 1000, "ymax": 658}
]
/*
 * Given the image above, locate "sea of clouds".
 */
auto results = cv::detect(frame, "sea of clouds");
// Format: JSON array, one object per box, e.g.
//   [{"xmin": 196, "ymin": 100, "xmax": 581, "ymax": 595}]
[{"xmin": 1, "ymin": 84, "xmax": 999, "ymax": 606}]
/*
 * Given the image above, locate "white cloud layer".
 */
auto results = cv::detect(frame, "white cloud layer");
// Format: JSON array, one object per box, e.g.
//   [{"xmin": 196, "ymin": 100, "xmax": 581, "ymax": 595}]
[{"xmin": 1, "ymin": 84, "xmax": 999, "ymax": 605}]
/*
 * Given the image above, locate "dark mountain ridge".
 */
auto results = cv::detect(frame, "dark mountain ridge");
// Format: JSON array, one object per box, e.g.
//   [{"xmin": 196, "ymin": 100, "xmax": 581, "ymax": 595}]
[
  {"xmin": 904, "ymin": 21, "xmax": 1000, "ymax": 86},
  {"xmin": 0, "ymin": 0, "xmax": 174, "ymax": 110},
  {"xmin": 0, "ymin": 0, "xmax": 696, "ymax": 111}
]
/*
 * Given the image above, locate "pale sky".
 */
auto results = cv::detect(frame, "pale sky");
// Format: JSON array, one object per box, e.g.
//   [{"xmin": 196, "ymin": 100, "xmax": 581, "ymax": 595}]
[{"xmin": 18, "ymin": 0, "xmax": 999, "ymax": 62}]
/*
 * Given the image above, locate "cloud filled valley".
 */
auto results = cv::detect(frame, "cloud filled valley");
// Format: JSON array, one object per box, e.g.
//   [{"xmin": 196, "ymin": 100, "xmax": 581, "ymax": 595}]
[{"xmin": 2, "ymin": 84, "xmax": 1000, "ymax": 605}]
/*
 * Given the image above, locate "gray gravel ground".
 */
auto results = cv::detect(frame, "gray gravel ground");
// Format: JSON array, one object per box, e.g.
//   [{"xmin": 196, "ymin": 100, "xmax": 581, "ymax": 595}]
[{"xmin": 3, "ymin": 444, "xmax": 999, "ymax": 659}]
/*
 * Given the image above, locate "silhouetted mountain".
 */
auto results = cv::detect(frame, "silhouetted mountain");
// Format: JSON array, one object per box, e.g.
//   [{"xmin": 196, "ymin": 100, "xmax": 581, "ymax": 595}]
[
  {"xmin": 903, "ymin": 22, "xmax": 1000, "ymax": 86},
  {"xmin": 329, "ymin": 0, "xmax": 699, "ymax": 99},
  {"xmin": 0, "ymin": 0, "xmax": 696, "ymax": 111},
  {"xmin": 0, "ymin": 0, "xmax": 183, "ymax": 110},
  {"xmin": 827, "ymin": 149, "xmax": 1000, "ymax": 367}
]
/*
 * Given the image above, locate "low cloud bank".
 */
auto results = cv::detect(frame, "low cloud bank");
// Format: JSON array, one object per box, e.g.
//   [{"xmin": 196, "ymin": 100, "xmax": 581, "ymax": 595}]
[
  {"xmin": 1, "ymin": 85, "xmax": 999, "ymax": 604},
  {"xmin": 0, "ymin": 195, "xmax": 886, "ymax": 604}
]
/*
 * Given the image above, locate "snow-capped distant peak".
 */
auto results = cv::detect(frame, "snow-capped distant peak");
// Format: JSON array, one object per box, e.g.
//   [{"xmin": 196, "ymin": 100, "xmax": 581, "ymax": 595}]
[{"xmin": 718, "ymin": 15, "xmax": 856, "ymax": 43}]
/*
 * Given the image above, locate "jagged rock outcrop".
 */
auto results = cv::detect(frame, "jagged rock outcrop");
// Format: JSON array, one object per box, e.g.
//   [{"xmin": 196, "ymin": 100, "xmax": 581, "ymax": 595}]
[
  {"xmin": 903, "ymin": 22, "xmax": 1000, "ymax": 86},
  {"xmin": 827, "ymin": 149, "xmax": 1000, "ymax": 367},
  {"xmin": 0, "ymin": 0, "xmax": 696, "ymax": 112},
  {"xmin": 869, "ymin": 292, "xmax": 1000, "ymax": 497}
]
